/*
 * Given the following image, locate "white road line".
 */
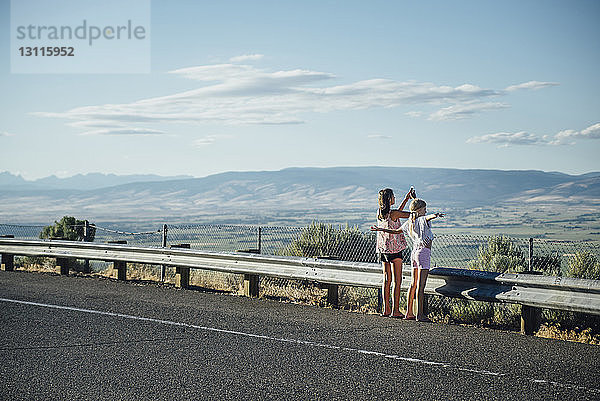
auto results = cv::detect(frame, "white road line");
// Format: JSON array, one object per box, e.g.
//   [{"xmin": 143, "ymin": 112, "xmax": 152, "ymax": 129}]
[{"xmin": 1, "ymin": 297, "xmax": 598, "ymax": 394}]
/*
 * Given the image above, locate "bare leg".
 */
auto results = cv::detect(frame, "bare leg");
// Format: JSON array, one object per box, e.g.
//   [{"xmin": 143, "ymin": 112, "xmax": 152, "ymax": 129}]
[
  {"xmin": 391, "ymin": 258, "xmax": 403, "ymax": 317},
  {"xmin": 405, "ymin": 267, "xmax": 418, "ymax": 319},
  {"xmin": 382, "ymin": 262, "xmax": 392, "ymax": 316},
  {"xmin": 416, "ymin": 269, "xmax": 430, "ymax": 321}
]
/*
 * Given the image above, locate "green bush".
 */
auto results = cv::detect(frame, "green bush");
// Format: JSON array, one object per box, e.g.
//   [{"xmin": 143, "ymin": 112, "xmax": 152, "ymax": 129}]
[
  {"xmin": 469, "ymin": 236, "xmax": 526, "ymax": 273},
  {"xmin": 566, "ymin": 251, "xmax": 600, "ymax": 280},
  {"xmin": 446, "ymin": 236, "xmax": 527, "ymax": 328},
  {"xmin": 464, "ymin": 237, "xmax": 600, "ymax": 334},
  {"xmin": 40, "ymin": 216, "xmax": 95, "ymax": 241},
  {"xmin": 280, "ymin": 221, "xmax": 375, "ymax": 263}
]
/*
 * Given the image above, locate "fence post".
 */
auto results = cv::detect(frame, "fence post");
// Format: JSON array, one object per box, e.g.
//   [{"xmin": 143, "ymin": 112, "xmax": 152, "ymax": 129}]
[
  {"xmin": 521, "ymin": 237, "xmax": 541, "ymax": 335},
  {"xmin": 257, "ymin": 227, "xmax": 262, "ymax": 254},
  {"xmin": 82, "ymin": 221, "xmax": 91, "ymax": 273},
  {"xmin": 56, "ymin": 258, "xmax": 70, "ymax": 275},
  {"xmin": 160, "ymin": 224, "xmax": 168, "ymax": 282},
  {"xmin": 1, "ymin": 253, "xmax": 14, "ymax": 271},
  {"xmin": 244, "ymin": 227, "xmax": 262, "ymax": 297},
  {"xmin": 528, "ymin": 237, "xmax": 533, "ymax": 272}
]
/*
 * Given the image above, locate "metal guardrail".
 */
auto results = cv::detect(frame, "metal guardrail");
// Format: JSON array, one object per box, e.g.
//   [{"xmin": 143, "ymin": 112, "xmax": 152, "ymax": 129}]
[
  {"xmin": 1, "ymin": 238, "xmax": 600, "ymax": 330},
  {"xmin": 433, "ymin": 267, "xmax": 600, "ymax": 315}
]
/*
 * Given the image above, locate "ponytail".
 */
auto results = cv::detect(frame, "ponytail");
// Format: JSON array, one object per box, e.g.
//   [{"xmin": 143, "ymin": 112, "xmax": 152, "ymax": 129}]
[
  {"xmin": 377, "ymin": 188, "xmax": 394, "ymax": 220},
  {"xmin": 408, "ymin": 198, "xmax": 427, "ymax": 236}
]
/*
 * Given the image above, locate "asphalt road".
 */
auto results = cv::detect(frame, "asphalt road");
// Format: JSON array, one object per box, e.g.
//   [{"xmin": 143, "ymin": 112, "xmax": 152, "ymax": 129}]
[{"xmin": 1, "ymin": 270, "xmax": 599, "ymax": 400}]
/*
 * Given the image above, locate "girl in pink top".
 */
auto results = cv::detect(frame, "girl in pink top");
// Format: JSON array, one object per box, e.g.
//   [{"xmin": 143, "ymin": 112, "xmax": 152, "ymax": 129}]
[{"xmin": 370, "ymin": 188, "xmax": 414, "ymax": 317}]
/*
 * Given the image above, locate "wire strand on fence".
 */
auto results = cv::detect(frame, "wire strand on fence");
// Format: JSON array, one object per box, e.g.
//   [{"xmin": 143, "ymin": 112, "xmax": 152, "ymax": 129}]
[{"xmin": 92, "ymin": 225, "xmax": 162, "ymax": 236}]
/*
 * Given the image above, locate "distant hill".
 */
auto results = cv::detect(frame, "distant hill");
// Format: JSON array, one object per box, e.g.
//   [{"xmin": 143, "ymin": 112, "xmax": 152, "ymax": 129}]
[
  {"xmin": 0, "ymin": 167, "xmax": 598, "ymax": 224},
  {"xmin": 0, "ymin": 172, "xmax": 193, "ymax": 191}
]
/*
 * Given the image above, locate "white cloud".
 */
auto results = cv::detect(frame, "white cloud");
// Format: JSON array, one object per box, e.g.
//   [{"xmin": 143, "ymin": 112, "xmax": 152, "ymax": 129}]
[
  {"xmin": 367, "ymin": 134, "xmax": 392, "ymax": 140},
  {"xmin": 230, "ymin": 54, "xmax": 264, "ymax": 62},
  {"xmin": 0, "ymin": 131, "xmax": 15, "ymax": 137},
  {"xmin": 32, "ymin": 60, "xmax": 559, "ymax": 133},
  {"xmin": 580, "ymin": 123, "xmax": 600, "ymax": 138},
  {"xmin": 429, "ymin": 101, "xmax": 509, "ymax": 121},
  {"xmin": 193, "ymin": 134, "xmax": 232, "ymax": 147},
  {"xmin": 79, "ymin": 127, "xmax": 169, "ymax": 136},
  {"xmin": 555, "ymin": 123, "xmax": 600, "ymax": 141},
  {"xmin": 467, "ymin": 123, "xmax": 600, "ymax": 147},
  {"xmin": 505, "ymin": 81, "xmax": 559, "ymax": 92},
  {"xmin": 405, "ymin": 111, "xmax": 423, "ymax": 118},
  {"xmin": 193, "ymin": 136, "xmax": 217, "ymax": 147},
  {"xmin": 467, "ymin": 131, "xmax": 550, "ymax": 147}
]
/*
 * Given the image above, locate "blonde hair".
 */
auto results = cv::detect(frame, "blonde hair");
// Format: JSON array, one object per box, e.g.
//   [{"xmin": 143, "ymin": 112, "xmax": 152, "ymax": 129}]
[
  {"xmin": 408, "ymin": 198, "xmax": 427, "ymax": 236},
  {"xmin": 377, "ymin": 188, "xmax": 394, "ymax": 220}
]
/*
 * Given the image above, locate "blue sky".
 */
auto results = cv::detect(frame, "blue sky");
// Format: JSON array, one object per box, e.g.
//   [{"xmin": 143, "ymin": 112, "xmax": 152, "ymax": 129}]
[{"xmin": 1, "ymin": 0, "xmax": 599, "ymax": 180}]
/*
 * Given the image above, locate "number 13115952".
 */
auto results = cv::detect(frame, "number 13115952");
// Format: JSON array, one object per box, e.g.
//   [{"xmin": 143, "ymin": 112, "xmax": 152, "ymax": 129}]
[{"xmin": 19, "ymin": 46, "xmax": 75, "ymax": 56}]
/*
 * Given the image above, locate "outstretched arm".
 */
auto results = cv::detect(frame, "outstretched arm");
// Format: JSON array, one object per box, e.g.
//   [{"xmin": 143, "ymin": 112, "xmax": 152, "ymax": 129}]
[
  {"xmin": 425, "ymin": 212, "xmax": 445, "ymax": 222},
  {"xmin": 370, "ymin": 226, "xmax": 403, "ymax": 234}
]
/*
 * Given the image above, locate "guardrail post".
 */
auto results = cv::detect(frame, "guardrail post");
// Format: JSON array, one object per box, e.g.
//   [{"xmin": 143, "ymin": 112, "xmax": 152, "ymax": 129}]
[
  {"xmin": 106, "ymin": 242, "xmax": 127, "ymax": 280},
  {"xmin": 325, "ymin": 284, "xmax": 339, "ymax": 307},
  {"xmin": 114, "ymin": 261, "xmax": 127, "ymax": 281},
  {"xmin": 237, "ymin": 248, "xmax": 260, "ymax": 297},
  {"xmin": 1, "ymin": 235, "xmax": 15, "ymax": 271},
  {"xmin": 171, "ymin": 243, "xmax": 190, "ymax": 288},
  {"xmin": 175, "ymin": 267, "xmax": 190, "ymax": 289},
  {"xmin": 160, "ymin": 224, "xmax": 168, "ymax": 282},
  {"xmin": 56, "ymin": 258, "xmax": 70, "ymax": 275},
  {"xmin": 243, "ymin": 274, "xmax": 259, "ymax": 298},
  {"xmin": 315, "ymin": 256, "xmax": 340, "ymax": 307},
  {"xmin": 521, "ymin": 304, "xmax": 541, "ymax": 336},
  {"xmin": 1, "ymin": 253, "xmax": 15, "ymax": 271},
  {"xmin": 521, "ymin": 250, "xmax": 542, "ymax": 335}
]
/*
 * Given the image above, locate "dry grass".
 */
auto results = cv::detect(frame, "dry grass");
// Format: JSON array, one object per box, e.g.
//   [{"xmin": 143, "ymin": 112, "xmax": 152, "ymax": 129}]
[
  {"xmin": 536, "ymin": 324, "xmax": 600, "ymax": 345},
  {"xmin": 14, "ymin": 256, "xmax": 58, "ymax": 273}
]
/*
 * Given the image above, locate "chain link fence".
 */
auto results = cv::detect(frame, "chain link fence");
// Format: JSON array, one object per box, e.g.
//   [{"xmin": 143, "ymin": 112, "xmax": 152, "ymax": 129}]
[
  {"xmin": 3, "ymin": 222, "xmax": 599, "ymax": 275},
  {"xmin": 3, "ymin": 222, "xmax": 600, "ymax": 334},
  {"xmin": 0, "ymin": 224, "xmax": 46, "ymax": 239}
]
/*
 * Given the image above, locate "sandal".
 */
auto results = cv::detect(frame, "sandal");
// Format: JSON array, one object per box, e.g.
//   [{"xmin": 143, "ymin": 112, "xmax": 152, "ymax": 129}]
[
  {"xmin": 404, "ymin": 315, "xmax": 416, "ymax": 320},
  {"xmin": 390, "ymin": 313, "xmax": 405, "ymax": 319}
]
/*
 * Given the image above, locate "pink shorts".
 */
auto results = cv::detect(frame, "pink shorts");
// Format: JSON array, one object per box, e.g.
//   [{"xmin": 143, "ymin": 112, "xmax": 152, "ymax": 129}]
[{"xmin": 411, "ymin": 247, "xmax": 431, "ymax": 270}]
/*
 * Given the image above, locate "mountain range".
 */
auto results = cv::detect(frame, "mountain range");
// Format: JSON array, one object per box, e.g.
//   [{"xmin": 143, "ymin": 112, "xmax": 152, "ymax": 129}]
[
  {"xmin": 0, "ymin": 172, "xmax": 193, "ymax": 191},
  {"xmin": 1, "ymin": 167, "xmax": 599, "ymax": 224}
]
